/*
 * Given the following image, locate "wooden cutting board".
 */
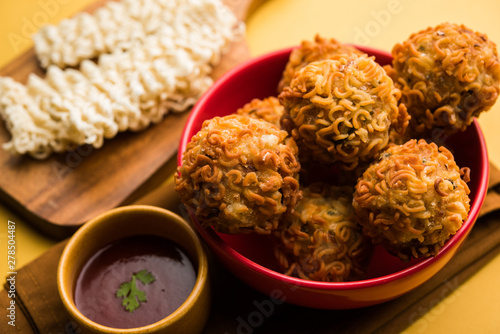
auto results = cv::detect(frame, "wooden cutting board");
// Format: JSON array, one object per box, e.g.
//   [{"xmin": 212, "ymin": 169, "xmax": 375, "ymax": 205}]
[{"xmin": 0, "ymin": 0, "xmax": 259, "ymax": 239}]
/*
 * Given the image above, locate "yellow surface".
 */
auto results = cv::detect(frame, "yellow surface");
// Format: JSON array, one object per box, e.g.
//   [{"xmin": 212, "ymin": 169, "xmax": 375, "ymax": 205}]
[{"xmin": 0, "ymin": 0, "xmax": 499, "ymax": 333}]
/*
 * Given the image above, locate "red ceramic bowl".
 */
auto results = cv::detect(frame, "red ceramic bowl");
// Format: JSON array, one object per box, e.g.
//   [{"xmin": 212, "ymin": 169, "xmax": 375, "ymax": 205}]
[{"xmin": 178, "ymin": 46, "xmax": 489, "ymax": 309}]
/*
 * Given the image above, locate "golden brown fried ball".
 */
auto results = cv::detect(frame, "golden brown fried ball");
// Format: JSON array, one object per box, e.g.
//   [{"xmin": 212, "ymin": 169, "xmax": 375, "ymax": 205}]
[
  {"xmin": 236, "ymin": 96, "xmax": 284, "ymax": 128},
  {"xmin": 279, "ymin": 55, "xmax": 405, "ymax": 170},
  {"xmin": 390, "ymin": 22, "xmax": 500, "ymax": 135},
  {"xmin": 278, "ymin": 34, "xmax": 365, "ymax": 91},
  {"xmin": 353, "ymin": 139, "xmax": 471, "ymax": 260},
  {"xmin": 175, "ymin": 114, "xmax": 301, "ymax": 234},
  {"xmin": 274, "ymin": 183, "xmax": 372, "ymax": 282}
]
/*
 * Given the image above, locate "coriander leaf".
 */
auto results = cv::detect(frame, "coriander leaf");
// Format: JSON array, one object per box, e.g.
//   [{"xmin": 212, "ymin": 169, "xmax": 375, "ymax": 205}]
[
  {"xmin": 136, "ymin": 270, "xmax": 156, "ymax": 285},
  {"xmin": 122, "ymin": 276, "xmax": 141, "ymax": 312},
  {"xmin": 116, "ymin": 281, "xmax": 131, "ymax": 298},
  {"xmin": 116, "ymin": 270, "xmax": 156, "ymax": 313}
]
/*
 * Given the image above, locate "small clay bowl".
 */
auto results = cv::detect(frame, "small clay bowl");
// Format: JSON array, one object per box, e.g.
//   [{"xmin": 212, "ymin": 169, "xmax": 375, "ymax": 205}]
[{"xmin": 58, "ymin": 205, "xmax": 210, "ymax": 334}]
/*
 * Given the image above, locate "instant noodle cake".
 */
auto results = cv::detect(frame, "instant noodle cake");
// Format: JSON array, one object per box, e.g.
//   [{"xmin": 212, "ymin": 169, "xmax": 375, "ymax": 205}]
[
  {"xmin": 279, "ymin": 54, "xmax": 408, "ymax": 170},
  {"xmin": 274, "ymin": 183, "xmax": 372, "ymax": 282},
  {"xmin": 236, "ymin": 96, "xmax": 284, "ymax": 128},
  {"xmin": 388, "ymin": 22, "xmax": 500, "ymax": 135},
  {"xmin": 175, "ymin": 114, "xmax": 301, "ymax": 234},
  {"xmin": 278, "ymin": 34, "xmax": 365, "ymax": 91},
  {"xmin": 353, "ymin": 139, "xmax": 471, "ymax": 260}
]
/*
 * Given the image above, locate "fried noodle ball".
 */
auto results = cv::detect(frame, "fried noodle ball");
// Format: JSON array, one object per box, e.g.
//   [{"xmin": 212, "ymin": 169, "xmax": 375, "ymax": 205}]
[
  {"xmin": 390, "ymin": 22, "xmax": 500, "ymax": 134},
  {"xmin": 353, "ymin": 139, "xmax": 471, "ymax": 260},
  {"xmin": 236, "ymin": 96, "xmax": 284, "ymax": 128},
  {"xmin": 175, "ymin": 114, "xmax": 301, "ymax": 234},
  {"xmin": 279, "ymin": 55, "xmax": 406, "ymax": 170},
  {"xmin": 278, "ymin": 34, "xmax": 365, "ymax": 92},
  {"xmin": 274, "ymin": 184, "xmax": 372, "ymax": 282}
]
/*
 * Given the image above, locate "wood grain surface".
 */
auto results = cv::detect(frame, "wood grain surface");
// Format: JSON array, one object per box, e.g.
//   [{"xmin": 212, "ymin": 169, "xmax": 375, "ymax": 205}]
[{"xmin": 0, "ymin": 0, "xmax": 255, "ymax": 238}]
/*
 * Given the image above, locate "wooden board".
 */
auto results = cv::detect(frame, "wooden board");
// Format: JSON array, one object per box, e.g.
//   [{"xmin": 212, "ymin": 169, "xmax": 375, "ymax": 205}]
[{"xmin": 0, "ymin": 0, "xmax": 257, "ymax": 239}]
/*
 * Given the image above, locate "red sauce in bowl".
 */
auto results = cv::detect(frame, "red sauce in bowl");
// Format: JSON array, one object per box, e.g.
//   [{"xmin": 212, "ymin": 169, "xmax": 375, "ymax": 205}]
[{"xmin": 74, "ymin": 235, "xmax": 196, "ymax": 329}]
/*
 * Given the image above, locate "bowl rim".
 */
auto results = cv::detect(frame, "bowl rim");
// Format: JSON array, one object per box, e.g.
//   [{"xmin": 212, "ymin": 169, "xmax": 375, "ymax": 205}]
[
  {"xmin": 178, "ymin": 46, "xmax": 490, "ymax": 291},
  {"xmin": 57, "ymin": 205, "xmax": 210, "ymax": 333}
]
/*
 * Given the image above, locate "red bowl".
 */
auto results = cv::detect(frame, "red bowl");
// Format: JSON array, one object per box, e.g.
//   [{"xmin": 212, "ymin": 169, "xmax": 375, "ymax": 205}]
[{"xmin": 178, "ymin": 46, "xmax": 489, "ymax": 309}]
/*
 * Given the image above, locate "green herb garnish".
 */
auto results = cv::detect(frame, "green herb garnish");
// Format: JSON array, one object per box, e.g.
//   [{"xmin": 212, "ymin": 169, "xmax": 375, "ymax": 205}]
[{"xmin": 116, "ymin": 270, "xmax": 156, "ymax": 312}]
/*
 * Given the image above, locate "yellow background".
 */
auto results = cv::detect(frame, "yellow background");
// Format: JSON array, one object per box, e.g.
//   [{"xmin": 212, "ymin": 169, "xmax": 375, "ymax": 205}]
[{"xmin": 1, "ymin": 0, "xmax": 500, "ymax": 333}]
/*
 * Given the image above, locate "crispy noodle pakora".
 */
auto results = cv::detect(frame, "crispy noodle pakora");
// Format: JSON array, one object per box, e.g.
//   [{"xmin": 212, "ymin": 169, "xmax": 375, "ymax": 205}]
[
  {"xmin": 274, "ymin": 183, "xmax": 372, "ymax": 282},
  {"xmin": 389, "ymin": 22, "xmax": 500, "ymax": 135},
  {"xmin": 278, "ymin": 34, "xmax": 365, "ymax": 92},
  {"xmin": 279, "ymin": 55, "xmax": 407, "ymax": 170},
  {"xmin": 353, "ymin": 139, "xmax": 471, "ymax": 260},
  {"xmin": 175, "ymin": 114, "xmax": 301, "ymax": 234},
  {"xmin": 236, "ymin": 96, "xmax": 284, "ymax": 128}
]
